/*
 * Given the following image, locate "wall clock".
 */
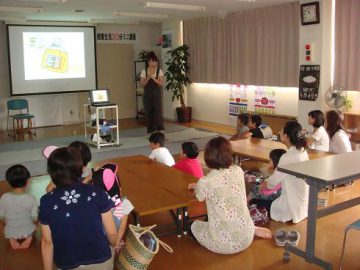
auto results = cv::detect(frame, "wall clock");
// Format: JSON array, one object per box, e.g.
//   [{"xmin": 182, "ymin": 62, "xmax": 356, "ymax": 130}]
[{"xmin": 301, "ymin": 2, "xmax": 320, "ymax": 25}]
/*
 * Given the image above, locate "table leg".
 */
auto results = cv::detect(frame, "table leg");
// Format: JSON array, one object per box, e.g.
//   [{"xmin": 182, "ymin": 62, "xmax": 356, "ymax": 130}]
[
  {"xmin": 183, "ymin": 207, "xmax": 188, "ymax": 234},
  {"xmin": 284, "ymin": 181, "xmax": 332, "ymax": 270},
  {"xmin": 174, "ymin": 208, "xmax": 182, "ymax": 238}
]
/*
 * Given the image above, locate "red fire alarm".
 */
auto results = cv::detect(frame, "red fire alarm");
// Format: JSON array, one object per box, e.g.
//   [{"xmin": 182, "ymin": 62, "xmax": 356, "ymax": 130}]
[{"xmin": 305, "ymin": 43, "xmax": 311, "ymax": 62}]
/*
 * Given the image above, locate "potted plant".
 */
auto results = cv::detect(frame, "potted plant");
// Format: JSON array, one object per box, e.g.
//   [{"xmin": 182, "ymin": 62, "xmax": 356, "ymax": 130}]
[{"xmin": 164, "ymin": 44, "xmax": 192, "ymax": 122}]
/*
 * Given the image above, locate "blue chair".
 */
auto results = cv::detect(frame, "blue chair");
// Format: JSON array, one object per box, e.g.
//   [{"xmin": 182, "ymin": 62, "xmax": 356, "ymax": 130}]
[
  {"xmin": 7, "ymin": 99, "xmax": 36, "ymax": 137},
  {"xmin": 339, "ymin": 219, "xmax": 360, "ymax": 270}
]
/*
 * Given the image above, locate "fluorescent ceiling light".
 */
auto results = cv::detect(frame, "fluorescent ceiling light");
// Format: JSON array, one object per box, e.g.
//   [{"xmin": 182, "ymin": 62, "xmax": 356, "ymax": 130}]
[
  {"xmin": 88, "ymin": 19, "xmax": 140, "ymax": 25},
  {"xmin": 113, "ymin": 11, "xmax": 168, "ymax": 19},
  {"xmin": 0, "ymin": 6, "xmax": 43, "ymax": 13},
  {"xmin": 144, "ymin": 2, "xmax": 206, "ymax": 11}
]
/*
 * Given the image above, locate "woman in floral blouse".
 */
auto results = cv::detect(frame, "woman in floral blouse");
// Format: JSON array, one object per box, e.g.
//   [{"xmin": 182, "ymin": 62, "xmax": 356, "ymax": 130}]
[
  {"xmin": 188, "ymin": 137, "xmax": 271, "ymax": 254},
  {"xmin": 39, "ymin": 147, "xmax": 117, "ymax": 270}
]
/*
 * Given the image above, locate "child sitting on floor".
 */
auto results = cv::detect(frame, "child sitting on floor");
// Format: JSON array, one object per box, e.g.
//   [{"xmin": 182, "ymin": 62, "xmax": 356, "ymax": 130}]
[
  {"xmin": 45, "ymin": 141, "xmax": 93, "ymax": 192},
  {"xmin": 0, "ymin": 164, "xmax": 38, "ymax": 249},
  {"xmin": 173, "ymin": 141, "xmax": 204, "ymax": 179},
  {"xmin": 92, "ymin": 164, "xmax": 134, "ymax": 252},
  {"xmin": 248, "ymin": 148, "xmax": 287, "ymax": 203},
  {"xmin": 148, "ymin": 132, "xmax": 175, "ymax": 166}
]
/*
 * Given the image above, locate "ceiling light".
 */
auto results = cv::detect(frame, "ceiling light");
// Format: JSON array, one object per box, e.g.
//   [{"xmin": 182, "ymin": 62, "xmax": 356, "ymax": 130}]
[
  {"xmin": 88, "ymin": 19, "xmax": 140, "ymax": 25},
  {"xmin": 15, "ymin": 0, "xmax": 66, "ymax": 2},
  {"xmin": 0, "ymin": 6, "xmax": 44, "ymax": 13},
  {"xmin": 113, "ymin": 11, "xmax": 168, "ymax": 19},
  {"xmin": 144, "ymin": 2, "xmax": 206, "ymax": 12}
]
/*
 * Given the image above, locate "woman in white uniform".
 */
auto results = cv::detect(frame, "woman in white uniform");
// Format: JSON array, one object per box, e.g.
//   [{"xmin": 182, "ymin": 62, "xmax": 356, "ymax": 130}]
[
  {"xmin": 326, "ymin": 110, "xmax": 352, "ymax": 154},
  {"xmin": 266, "ymin": 121, "xmax": 309, "ymax": 223},
  {"xmin": 307, "ymin": 110, "xmax": 329, "ymax": 151}
]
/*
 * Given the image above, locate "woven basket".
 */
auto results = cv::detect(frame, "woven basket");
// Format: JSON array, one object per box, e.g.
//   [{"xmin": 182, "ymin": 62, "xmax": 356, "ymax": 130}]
[{"xmin": 116, "ymin": 224, "xmax": 173, "ymax": 270}]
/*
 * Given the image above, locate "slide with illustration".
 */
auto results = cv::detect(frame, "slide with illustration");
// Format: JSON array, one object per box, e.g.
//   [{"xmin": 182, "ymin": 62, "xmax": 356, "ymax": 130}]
[{"xmin": 23, "ymin": 32, "xmax": 85, "ymax": 80}]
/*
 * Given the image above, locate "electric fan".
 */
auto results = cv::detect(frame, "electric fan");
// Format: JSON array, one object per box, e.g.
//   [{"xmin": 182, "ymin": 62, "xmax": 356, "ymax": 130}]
[{"xmin": 324, "ymin": 86, "xmax": 347, "ymax": 109}]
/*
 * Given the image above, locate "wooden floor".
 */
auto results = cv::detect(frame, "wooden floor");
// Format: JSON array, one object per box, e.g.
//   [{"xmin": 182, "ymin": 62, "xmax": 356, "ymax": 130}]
[{"xmin": 1, "ymin": 119, "xmax": 360, "ymax": 270}]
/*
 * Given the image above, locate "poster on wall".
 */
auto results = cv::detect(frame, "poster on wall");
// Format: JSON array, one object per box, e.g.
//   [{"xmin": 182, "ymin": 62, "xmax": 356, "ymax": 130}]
[
  {"xmin": 254, "ymin": 86, "xmax": 276, "ymax": 114},
  {"xmin": 229, "ymin": 84, "xmax": 248, "ymax": 116},
  {"xmin": 299, "ymin": 65, "xmax": 320, "ymax": 101}
]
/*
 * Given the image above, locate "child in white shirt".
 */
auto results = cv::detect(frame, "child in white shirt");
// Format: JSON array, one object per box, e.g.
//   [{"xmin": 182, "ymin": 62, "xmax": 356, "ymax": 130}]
[
  {"xmin": 307, "ymin": 110, "xmax": 329, "ymax": 151},
  {"xmin": 0, "ymin": 164, "xmax": 38, "ymax": 249},
  {"xmin": 148, "ymin": 132, "xmax": 175, "ymax": 166}
]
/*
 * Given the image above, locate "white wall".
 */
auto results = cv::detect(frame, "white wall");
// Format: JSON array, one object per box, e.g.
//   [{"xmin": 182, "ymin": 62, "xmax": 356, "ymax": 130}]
[
  {"xmin": 187, "ymin": 83, "xmax": 298, "ymax": 126},
  {"xmin": 298, "ymin": 0, "xmax": 333, "ymax": 131},
  {"xmin": 0, "ymin": 22, "xmax": 161, "ymax": 130}
]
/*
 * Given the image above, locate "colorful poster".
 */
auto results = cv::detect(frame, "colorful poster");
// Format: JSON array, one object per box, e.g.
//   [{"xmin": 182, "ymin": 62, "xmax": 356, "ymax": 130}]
[
  {"xmin": 229, "ymin": 84, "xmax": 248, "ymax": 116},
  {"xmin": 254, "ymin": 86, "xmax": 276, "ymax": 114}
]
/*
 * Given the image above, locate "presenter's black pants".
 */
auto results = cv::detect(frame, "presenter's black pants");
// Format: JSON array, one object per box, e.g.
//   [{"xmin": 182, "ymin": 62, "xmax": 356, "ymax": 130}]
[{"xmin": 143, "ymin": 86, "xmax": 164, "ymax": 133}]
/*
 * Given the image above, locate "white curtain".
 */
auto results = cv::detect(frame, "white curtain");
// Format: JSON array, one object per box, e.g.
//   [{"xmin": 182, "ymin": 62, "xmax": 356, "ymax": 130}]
[
  {"xmin": 183, "ymin": 2, "xmax": 299, "ymax": 87},
  {"xmin": 334, "ymin": 0, "xmax": 360, "ymax": 91}
]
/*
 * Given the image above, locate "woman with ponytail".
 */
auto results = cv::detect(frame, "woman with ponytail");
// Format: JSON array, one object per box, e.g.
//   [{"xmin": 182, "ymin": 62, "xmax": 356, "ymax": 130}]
[{"xmin": 265, "ymin": 121, "xmax": 309, "ymax": 223}]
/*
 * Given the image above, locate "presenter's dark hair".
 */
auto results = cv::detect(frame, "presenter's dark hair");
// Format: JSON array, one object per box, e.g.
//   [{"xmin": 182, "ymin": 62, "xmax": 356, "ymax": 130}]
[
  {"xmin": 251, "ymin": 115, "xmax": 262, "ymax": 128},
  {"xmin": 182, "ymin": 141, "xmax": 199, "ymax": 159},
  {"xmin": 238, "ymin": 113, "xmax": 249, "ymax": 125},
  {"xmin": 204, "ymin": 136, "xmax": 233, "ymax": 169},
  {"xmin": 149, "ymin": 132, "xmax": 165, "ymax": 147},
  {"xmin": 5, "ymin": 164, "xmax": 30, "ymax": 188},
  {"xmin": 47, "ymin": 147, "xmax": 83, "ymax": 188},
  {"xmin": 283, "ymin": 121, "xmax": 307, "ymax": 150},
  {"xmin": 146, "ymin": 51, "xmax": 159, "ymax": 63},
  {"xmin": 269, "ymin": 149, "xmax": 287, "ymax": 168},
  {"xmin": 69, "ymin": 141, "xmax": 92, "ymax": 166},
  {"xmin": 308, "ymin": 110, "xmax": 325, "ymax": 128}
]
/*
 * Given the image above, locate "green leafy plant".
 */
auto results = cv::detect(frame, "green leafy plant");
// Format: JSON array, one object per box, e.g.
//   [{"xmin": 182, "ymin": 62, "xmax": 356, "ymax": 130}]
[{"xmin": 164, "ymin": 45, "xmax": 192, "ymax": 107}]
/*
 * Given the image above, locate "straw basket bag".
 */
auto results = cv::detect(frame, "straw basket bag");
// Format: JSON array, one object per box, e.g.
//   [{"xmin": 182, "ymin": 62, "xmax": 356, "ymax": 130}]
[{"xmin": 116, "ymin": 224, "xmax": 173, "ymax": 270}]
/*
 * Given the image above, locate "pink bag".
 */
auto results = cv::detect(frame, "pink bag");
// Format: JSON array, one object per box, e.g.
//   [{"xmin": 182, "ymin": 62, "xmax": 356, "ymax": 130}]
[{"xmin": 249, "ymin": 204, "xmax": 269, "ymax": 227}]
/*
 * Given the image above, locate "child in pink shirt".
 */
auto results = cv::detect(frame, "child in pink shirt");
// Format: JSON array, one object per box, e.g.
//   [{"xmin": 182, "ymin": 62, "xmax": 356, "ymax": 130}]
[{"xmin": 173, "ymin": 142, "xmax": 204, "ymax": 179}]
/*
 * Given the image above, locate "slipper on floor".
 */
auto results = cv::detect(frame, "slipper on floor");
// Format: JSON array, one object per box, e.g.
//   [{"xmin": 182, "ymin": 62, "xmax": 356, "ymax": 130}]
[
  {"xmin": 274, "ymin": 229, "xmax": 287, "ymax": 247},
  {"xmin": 286, "ymin": 230, "xmax": 300, "ymax": 246}
]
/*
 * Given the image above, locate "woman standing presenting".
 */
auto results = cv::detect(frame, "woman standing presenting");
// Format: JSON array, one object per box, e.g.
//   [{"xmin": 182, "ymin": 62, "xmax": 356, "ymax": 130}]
[{"xmin": 140, "ymin": 51, "xmax": 165, "ymax": 133}]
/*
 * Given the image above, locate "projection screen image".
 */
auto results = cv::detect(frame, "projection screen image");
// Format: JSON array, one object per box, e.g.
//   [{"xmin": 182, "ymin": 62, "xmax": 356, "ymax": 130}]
[
  {"xmin": 24, "ymin": 32, "xmax": 85, "ymax": 80},
  {"xmin": 8, "ymin": 25, "xmax": 96, "ymax": 95}
]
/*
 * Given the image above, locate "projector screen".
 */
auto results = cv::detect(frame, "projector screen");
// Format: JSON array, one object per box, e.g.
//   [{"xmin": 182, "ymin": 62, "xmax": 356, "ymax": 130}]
[{"xmin": 8, "ymin": 25, "xmax": 97, "ymax": 95}]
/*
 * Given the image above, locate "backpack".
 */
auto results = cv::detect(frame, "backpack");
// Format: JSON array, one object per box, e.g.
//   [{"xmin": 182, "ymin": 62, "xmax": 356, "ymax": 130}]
[{"xmin": 92, "ymin": 163, "xmax": 121, "ymax": 200}]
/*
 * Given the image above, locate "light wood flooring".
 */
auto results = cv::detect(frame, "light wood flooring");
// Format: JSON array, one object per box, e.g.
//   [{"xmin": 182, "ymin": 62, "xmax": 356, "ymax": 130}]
[{"xmin": 1, "ymin": 119, "xmax": 360, "ymax": 270}]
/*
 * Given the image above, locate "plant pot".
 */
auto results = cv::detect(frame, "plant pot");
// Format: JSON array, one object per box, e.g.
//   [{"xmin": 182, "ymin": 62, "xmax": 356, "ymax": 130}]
[{"xmin": 176, "ymin": 106, "xmax": 192, "ymax": 123}]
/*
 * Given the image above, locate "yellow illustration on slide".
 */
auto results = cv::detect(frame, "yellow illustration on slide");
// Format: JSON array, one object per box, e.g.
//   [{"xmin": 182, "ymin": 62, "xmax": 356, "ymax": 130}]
[{"xmin": 41, "ymin": 38, "xmax": 68, "ymax": 73}]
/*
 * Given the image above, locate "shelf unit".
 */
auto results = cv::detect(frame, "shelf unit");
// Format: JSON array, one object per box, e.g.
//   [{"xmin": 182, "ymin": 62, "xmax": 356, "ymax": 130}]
[
  {"xmin": 84, "ymin": 104, "xmax": 119, "ymax": 149},
  {"xmin": 135, "ymin": 60, "xmax": 146, "ymax": 120}
]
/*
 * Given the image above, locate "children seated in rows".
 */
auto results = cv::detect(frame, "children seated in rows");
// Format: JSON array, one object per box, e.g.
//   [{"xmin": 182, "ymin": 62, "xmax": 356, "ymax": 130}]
[
  {"xmin": 148, "ymin": 131, "xmax": 175, "ymax": 166},
  {"xmin": 40, "ymin": 147, "xmax": 117, "ymax": 270},
  {"xmin": 241, "ymin": 115, "xmax": 264, "ymax": 139},
  {"xmin": 229, "ymin": 113, "xmax": 249, "ymax": 141},
  {"xmin": 307, "ymin": 110, "xmax": 329, "ymax": 151},
  {"xmin": 0, "ymin": 164, "xmax": 38, "ymax": 249},
  {"xmin": 173, "ymin": 141, "xmax": 204, "ymax": 179}
]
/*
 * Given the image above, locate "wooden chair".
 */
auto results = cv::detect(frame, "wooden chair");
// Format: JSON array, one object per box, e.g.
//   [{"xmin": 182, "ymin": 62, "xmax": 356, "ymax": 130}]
[
  {"xmin": 339, "ymin": 219, "xmax": 360, "ymax": 270},
  {"xmin": 7, "ymin": 99, "xmax": 36, "ymax": 137}
]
